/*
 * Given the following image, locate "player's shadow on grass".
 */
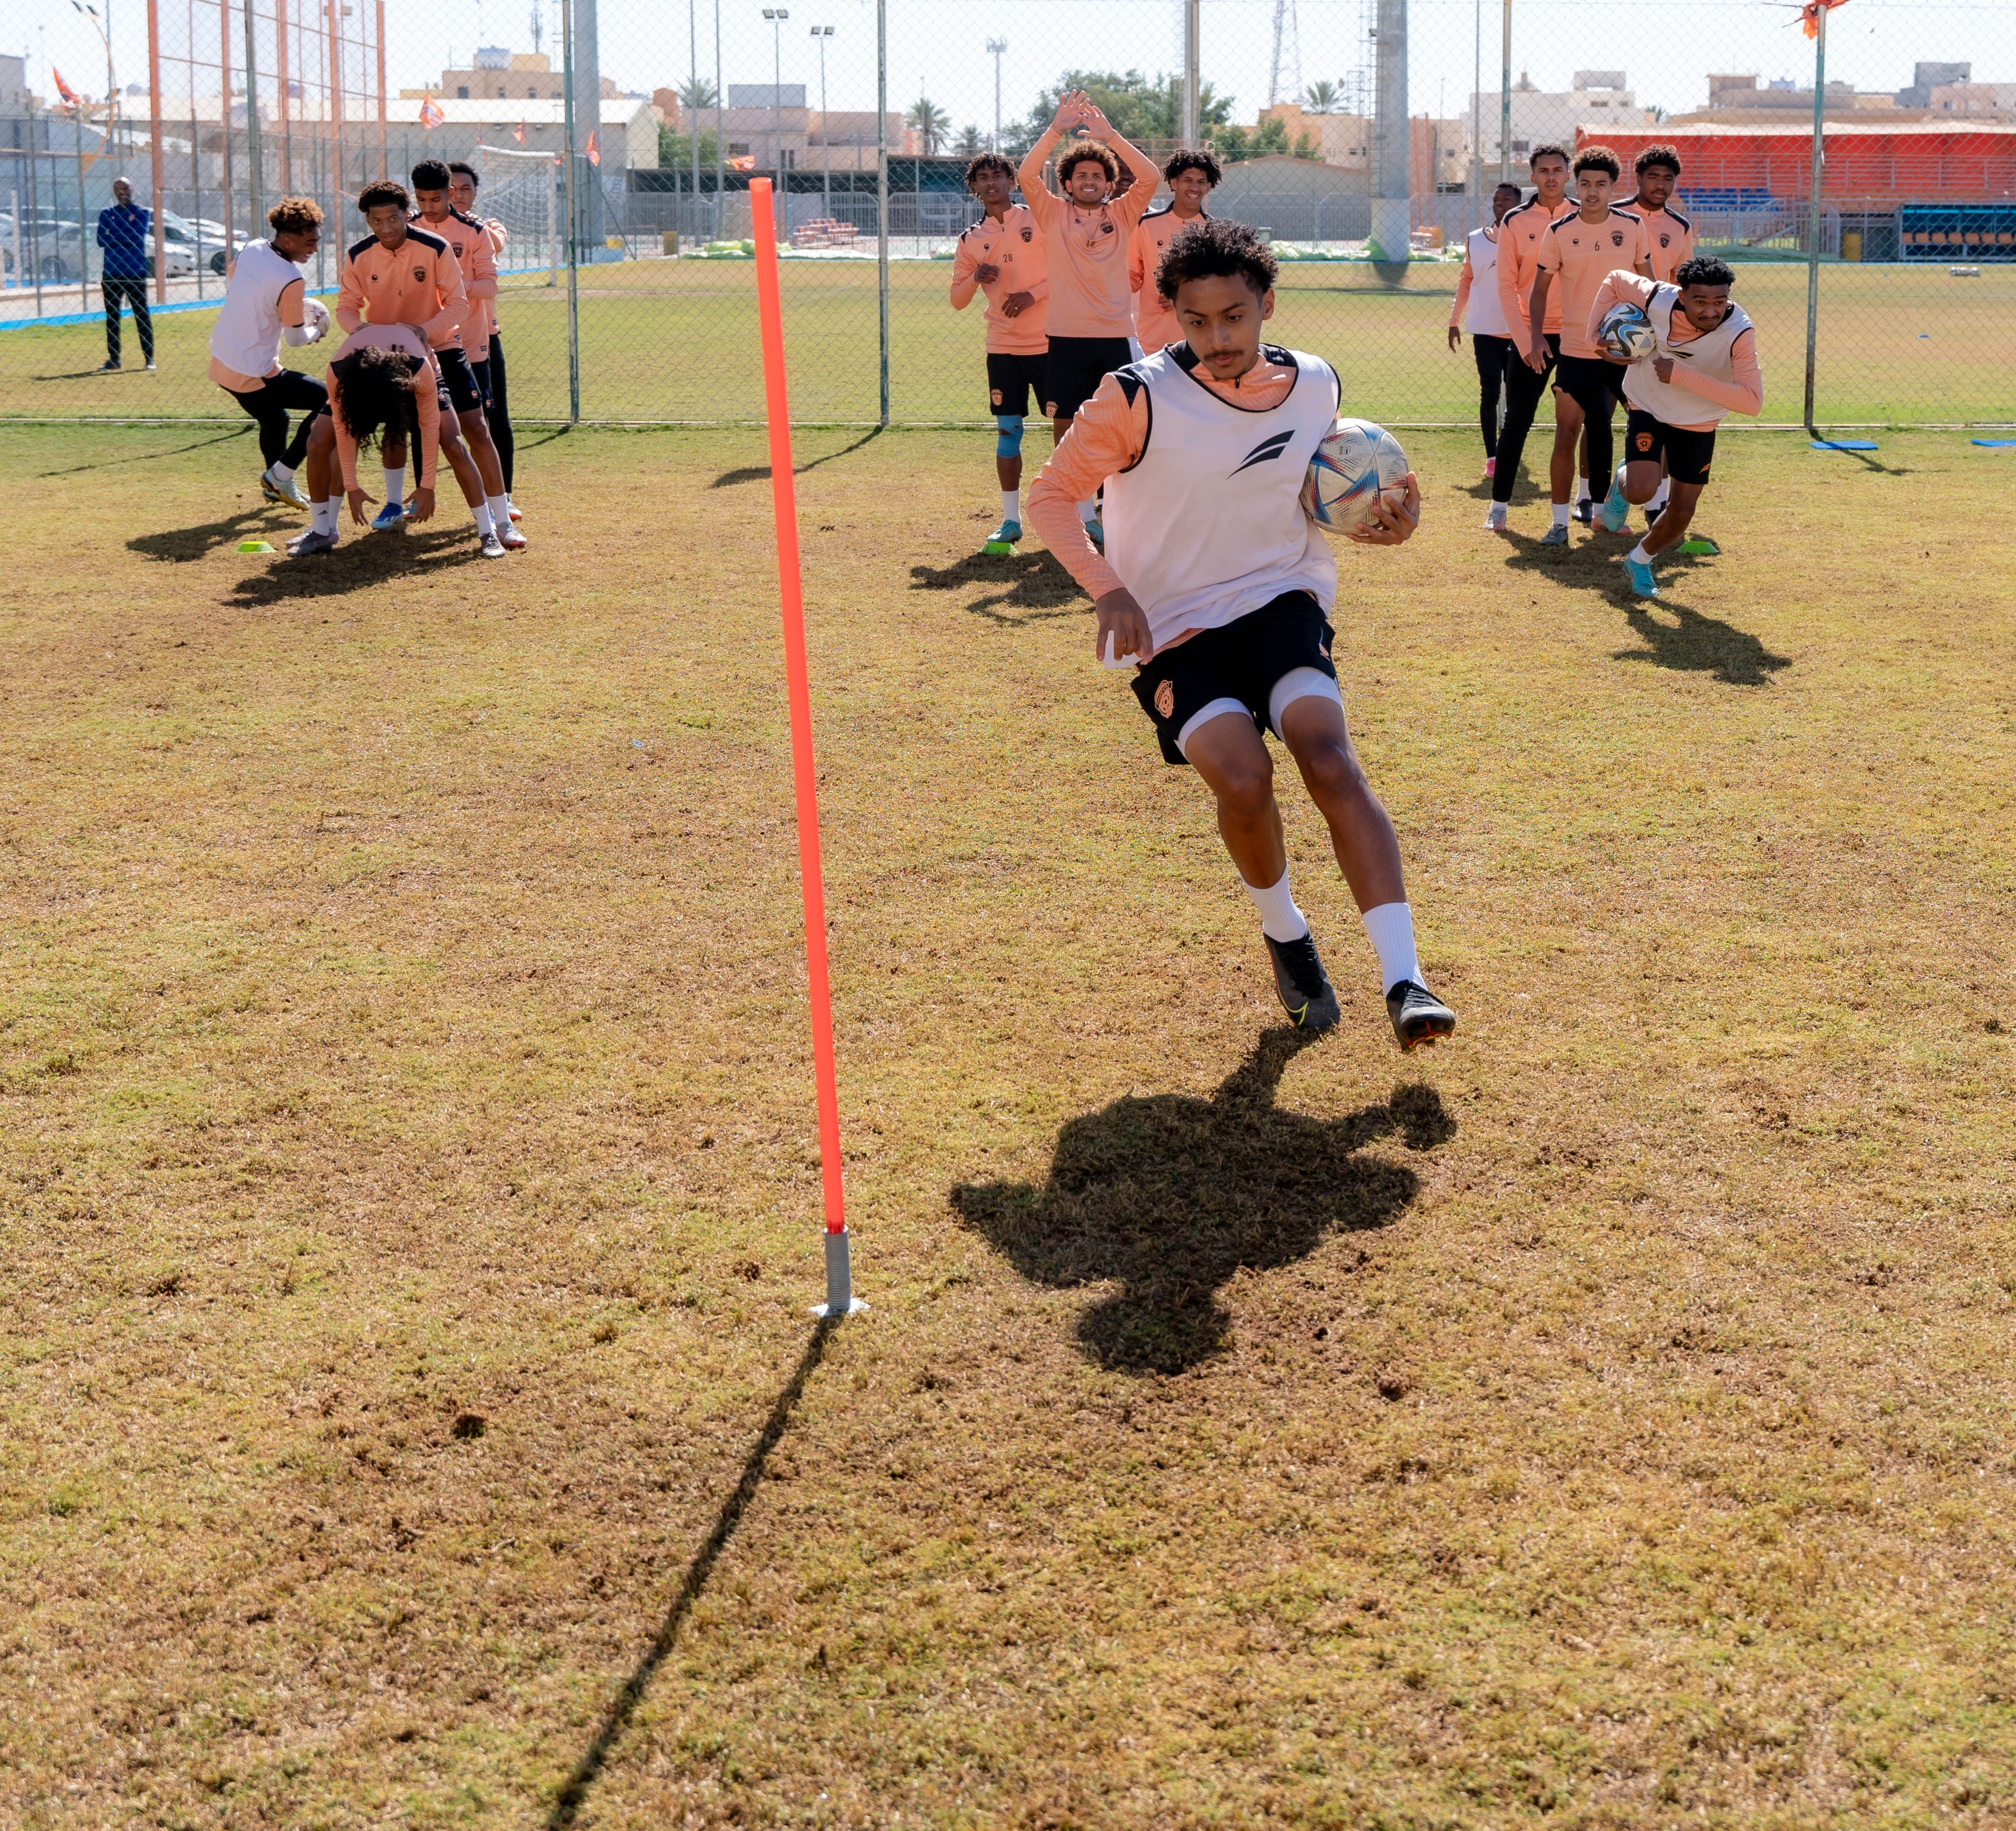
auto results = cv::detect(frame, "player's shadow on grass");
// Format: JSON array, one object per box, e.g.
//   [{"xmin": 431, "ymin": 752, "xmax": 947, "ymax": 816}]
[
  {"xmin": 545, "ymin": 1317, "xmax": 838, "ymax": 1827},
  {"xmin": 950, "ymin": 1028, "xmax": 1452, "ymax": 1375},
  {"xmin": 709, "ymin": 425, "xmax": 883, "ymax": 489},
  {"xmin": 125, "ymin": 505, "xmax": 299, "ymax": 563},
  {"xmin": 41, "ymin": 427, "xmax": 252, "ymax": 476},
  {"xmin": 1616, "ymin": 601, "xmax": 1791, "ymax": 688},
  {"xmin": 908, "ymin": 549, "xmax": 1086, "ymax": 626}
]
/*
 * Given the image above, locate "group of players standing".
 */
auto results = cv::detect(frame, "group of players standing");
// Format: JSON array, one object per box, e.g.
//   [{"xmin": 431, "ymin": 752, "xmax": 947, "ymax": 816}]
[{"xmin": 205, "ymin": 158, "xmax": 526, "ymax": 560}]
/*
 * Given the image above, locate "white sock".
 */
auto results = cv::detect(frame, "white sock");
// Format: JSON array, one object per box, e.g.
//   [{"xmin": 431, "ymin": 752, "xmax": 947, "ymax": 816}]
[
  {"xmin": 486, "ymin": 494, "xmax": 512, "ymax": 533},
  {"xmin": 382, "ymin": 465, "xmax": 405, "ymax": 506},
  {"xmin": 1650, "ymin": 480, "xmax": 1670, "ymax": 509},
  {"xmin": 1360, "ymin": 901, "xmax": 1422, "ymax": 997},
  {"xmin": 1551, "ymin": 501, "xmax": 1572, "ymax": 528},
  {"xmin": 1001, "ymin": 489, "xmax": 1020, "ymax": 523},
  {"xmin": 1077, "ymin": 499, "xmax": 1098, "ymax": 523},
  {"xmin": 472, "ymin": 501, "xmax": 496, "ymax": 536},
  {"xmin": 1576, "ymin": 478, "xmax": 1592, "ymax": 505},
  {"xmin": 1629, "ymin": 540, "xmax": 1654, "ymax": 567},
  {"xmin": 1243, "ymin": 869, "xmax": 1309, "ymax": 945},
  {"xmin": 311, "ymin": 498, "xmax": 338, "ymax": 537},
  {"xmin": 268, "ymin": 461, "xmax": 295, "ymax": 485}
]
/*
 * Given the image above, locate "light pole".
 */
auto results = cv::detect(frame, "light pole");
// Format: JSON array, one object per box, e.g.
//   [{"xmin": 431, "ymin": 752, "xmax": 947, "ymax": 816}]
[
  {"xmin": 985, "ymin": 37, "xmax": 1005, "ymax": 153},
  {"xmin": 762, "ymin": 6, "xmax": 789, "ymax": 225},
  {"xmin": 810, "ymin": 24, "xmax": 831, "ymax": 219}
]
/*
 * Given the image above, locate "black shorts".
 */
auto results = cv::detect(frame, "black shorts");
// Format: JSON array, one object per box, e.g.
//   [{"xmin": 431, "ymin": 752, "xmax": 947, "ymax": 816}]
[
  {"xmin": 986, "ymin": 350, "xmax": 1049, "ymax": 419},
  {"xmin": 1554, "ymin": 351, "xmax": 1627, "ymax": 414},
  {"xmin": 436, "ymin": 345, "xmax": 483, "ymax": 415},
  {"xmin": 1625, "ymin": 408, "xmax": 1717, "ymax": 486},
  {"xmin": 470, "ymin": 357, "xmax": 495, "ymax": 408},
  {"xmin": 1045, "ymin": 334, "xmax": 1133, "ymax": 422},
  {"xmin": 1131, "ymin": 590, "xmax": 1339, "ymax": 768}
]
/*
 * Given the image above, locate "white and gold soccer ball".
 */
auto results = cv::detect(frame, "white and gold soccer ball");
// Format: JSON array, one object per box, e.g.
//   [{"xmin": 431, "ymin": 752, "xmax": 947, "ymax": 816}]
[
  {"xmin": 284, "ymin": 296, "xmax": 330, "ymax": 347},
  {"xmin": 1300, "ymin": 416, "xmax": 1410, "ymax": 537},
  {"xmin": 1597, "ymin": 300, "xmax": 1657, "ymax": 363}
]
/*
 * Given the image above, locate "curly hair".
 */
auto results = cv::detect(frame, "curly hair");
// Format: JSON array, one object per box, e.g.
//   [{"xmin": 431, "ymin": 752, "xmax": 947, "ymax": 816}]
[
  {"xmin": 964, "ymin": 151, "xmax": 1014, "ymax": 188},
  {"xmin": 1675, "ymin": 253, "xmax": 1735, "ymax": 290},
  {"xmin": 1162, "ymin": 147, "xmax": 1223, "ymax": 187},
  {"xmin": 1635, "ymin": 142, "xmax": 1682, "ymax": 178},
  {"xmin": 1056, "ymin": 138, "xmax": 1119, "ymax": 186},
  {"xmin": 333, "ymin": 344, "xmax": 423, "ymax": 461},
  {"xmin": 1572, "ymin": 144, "xmax": 1621, "ymax": 182},
  {"xmin": 266, "ymin": 194, "xmax": 324, "ymax": 236},
  {"xmin": 1156, "ymin": 216, "xmax": 1277, "ymax": 303},
  {"xmin": 410, "ymin": 158, "xmax": 451, "ymax": 192},
  {"xmin": 1528, "ymin": 142, "xmax": 1569, "ymax": 169},
  {"xmin": 357, "ymin": 178, "xmax": 412, "ymax": 216}
]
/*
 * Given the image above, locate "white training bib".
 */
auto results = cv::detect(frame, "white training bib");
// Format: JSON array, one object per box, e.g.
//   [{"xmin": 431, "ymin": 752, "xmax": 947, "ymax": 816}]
[
  {"xmin": 1103, "ymin": 343, "xmax": 1342, "ymax": 652},
  {"xmin": 1462, "ymin": 227, "xmax": 1510, "ymax": 338},
  {"xmin": 1623, "ymin": 284, "xmax": 1755, "ymax": 427},
  {"xmin": 209, "ymin": 239, "xmax": 307, "ymax": 378}
]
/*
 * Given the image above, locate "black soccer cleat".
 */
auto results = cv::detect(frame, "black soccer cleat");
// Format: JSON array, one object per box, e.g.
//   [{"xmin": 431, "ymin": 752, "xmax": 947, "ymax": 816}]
[
  {"xmin": 1385, "ymin": 980, "xmax": 1457, "ymax": 1052},
  {"xmin": 1573, "ymin": 498, "xmax": 1595, "ymax": 525},
  {"xmin": 1265, "ymin": 931, "xmax": 1341, "ymax": 1032}
]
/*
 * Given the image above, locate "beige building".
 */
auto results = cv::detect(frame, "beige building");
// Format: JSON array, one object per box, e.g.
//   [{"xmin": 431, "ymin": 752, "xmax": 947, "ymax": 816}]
[
  {"xmin": 1469, "ymin": 71, "xmax": 1654, "ymax": 168},
  {"xmin": 401, "ymin": 53, "xmax": 616, "ymax": 105},
  {"xmin": 1928, "ymin": 82, "xmax": 2016, "ymax": 119}
]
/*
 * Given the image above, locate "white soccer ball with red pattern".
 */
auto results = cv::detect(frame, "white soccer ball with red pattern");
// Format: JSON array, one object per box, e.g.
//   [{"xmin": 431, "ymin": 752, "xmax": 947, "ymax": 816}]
[{"xmin": 1301, "ymin": 416, "xmax": 1410, "ymax": 536}]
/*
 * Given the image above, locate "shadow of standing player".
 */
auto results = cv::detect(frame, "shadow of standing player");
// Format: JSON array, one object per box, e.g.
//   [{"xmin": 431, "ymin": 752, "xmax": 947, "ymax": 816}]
[
  {"xmin": 1615, "ymin": 600, "xmax": 1791, "ymax": 688},
  {"xmin": 949, "ymin": 1027, "xmax": 1455, "ymax": 1376}
]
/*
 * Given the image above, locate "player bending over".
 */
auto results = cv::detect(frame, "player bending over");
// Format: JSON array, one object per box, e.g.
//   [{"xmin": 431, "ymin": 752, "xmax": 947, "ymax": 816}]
[
  {"xmin": 1017, "ymin": 89, "xmax": 1161, "ymax": 549},
  {"xmin": 1484, "ymin": 145, "xmax": 1571, "ymax": 533},
  {"xmin": 1026, "ymin": 219, "xmax": 1455, "ymax": 1051},
  {"xmin": 1526, "ymin": 147, "xmax": 1651, "ymax": 547},
  {"xmin": 1592, "ymin": 255, "xmax": 1761, "ymax": 598},
  {"xmin": 286, "ymin": 326, "xmax": 442, "ymax": 556},
  {"xmin": 1129, "ymin": 147, "xmax": 1220, "ymax": 359},
  {"xmin": 951, "ymin": 152, "xmax": 1049, "ymax": 553},
  {"xmin": 207, "ymin": 194, "xmax": 331, "ymax": 510},
  {"xmin": 449, "ymin": 161, "xmax": 521, "ymax": 524},
  {"xmin": 1447, "ymin": 179, "xmax": 1523, "ymax": 480}
]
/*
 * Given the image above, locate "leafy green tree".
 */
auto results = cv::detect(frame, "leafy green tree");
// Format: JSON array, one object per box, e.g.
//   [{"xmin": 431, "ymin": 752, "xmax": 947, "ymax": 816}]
[
  {"xmin": 955, "ymin": 123, "xmax": 986, "ymax": 159},
  {"xmin": 1303, "ymin": 80, "xmax": 1343, "ymax": 114},
  {"xmin": 675, "ymin": 76, "xmax": 719, "ymax": 111},
  {"xmin": 658, "ymin": 125, "xmax": 721, "ymax": 169},
  {"xmin": 1012, "ymin": 69, "xmax": 1234, "ymax": 154},
  {"xmin": 1209, "ymin": 115, "xmax": 1319, "ymax": 164},
  {"xmin": 905, "ymin": 95, "xmax": 952, "ymax": 156}
]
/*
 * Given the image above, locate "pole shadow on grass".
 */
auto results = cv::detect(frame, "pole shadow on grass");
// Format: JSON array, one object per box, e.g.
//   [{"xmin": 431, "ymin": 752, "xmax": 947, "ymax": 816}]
[
  {"xmin": 908, "ymin": 548, "xmax": 1086, "ymax": 627},
  {"xmin": 1615, "ymin": 601, "xmax": 1791, "ymax": 687},
  {"xmin": 709, "ymin": 424, "xmax": 883, "ymax": 489},
  {"xmin": 546, "ymin": 1316, "xmax": 838, "ymax": 1827},
  {"xmin": 41, "ymin": 426, "xmax": 252, "ymax": 476},
  {"xmin": 950, "ymin": 1027, "xmax": 1453, "ymax": 1375}
]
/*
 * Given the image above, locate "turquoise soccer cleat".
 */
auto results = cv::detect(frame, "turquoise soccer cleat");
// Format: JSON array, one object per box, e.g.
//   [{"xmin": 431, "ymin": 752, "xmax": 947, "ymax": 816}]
[
  {"xmin": 1623, "ymin": 551, "xmax": 1659, "ymax": 598},
  {"xmin": 982, "ymin": 517, "xmax": 1022, "ymax": 556},
  {"xmin": 1085, "ymin": 516, "xmax": 1105, "ymax": 551},
  {"xmin": 1596, "ymin": 470, "xmax": 1632, "ymax": 534}
]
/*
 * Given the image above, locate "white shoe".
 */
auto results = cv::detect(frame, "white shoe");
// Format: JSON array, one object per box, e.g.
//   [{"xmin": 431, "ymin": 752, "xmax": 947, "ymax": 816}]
[
  {"xmin": 506, "ymin": 500, "xmax": 522, "ymax": 523},
  {"xmin": 478, "ymin": 530, "xmax": 507, "ymax": 559},
  {"xmin": 1482, "ymin": 505, "xmax": 1508, "ymax": 533},
  {"xmin": 498, "ymin": 521, "xmax": 527, "ymax": 550}
]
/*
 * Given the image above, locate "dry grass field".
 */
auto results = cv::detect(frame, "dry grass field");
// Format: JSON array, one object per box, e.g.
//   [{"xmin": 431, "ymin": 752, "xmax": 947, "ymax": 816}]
[{"xmin": 3, "ymin": 419, "xmax": 2014, "ymax": 1830}]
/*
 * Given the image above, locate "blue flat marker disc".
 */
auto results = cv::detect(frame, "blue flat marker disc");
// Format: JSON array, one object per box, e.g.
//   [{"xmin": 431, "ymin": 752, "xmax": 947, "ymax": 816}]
[
  {"xmin": 1810, "ymin": 440, "xmax": 1879, "ymax": 452},
  {"xmin": 1970, "ymin": 438, "xmax": 2016, "ymax": 448}
]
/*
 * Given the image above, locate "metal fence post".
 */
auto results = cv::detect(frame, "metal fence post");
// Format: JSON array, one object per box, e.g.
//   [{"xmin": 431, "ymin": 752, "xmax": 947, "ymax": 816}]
[
  {"xmin": 1183, "ymin": 0, "xmax": 1200, "ymax": 147},
  {"xmin": 876, "ymin": 0, "xmax": 888, "ymax": 427},
  {"xmin": 1498, "ymin": 0, "xmax": 1510, "ymax": 187},
  {"xmin": 561, "ymin": 0, "xmax": 581, "ymax": 423},
  {"xmin": 1802, "ymin": 2, "xmax": 1828, "ymax": 436},
  {"xmin": 243, "ymin": 0, "xmax": 265, "ymax": 233}
]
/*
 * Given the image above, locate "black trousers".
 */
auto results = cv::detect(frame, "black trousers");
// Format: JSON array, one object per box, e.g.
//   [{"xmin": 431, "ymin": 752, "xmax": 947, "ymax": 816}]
[
  {"xmin": 1554, "ymin": 355, "xmax": 1630, "ymax": 502},
  {"xmin": 484, "ymin": 332, "xmax": 515, "ymax": 492},
  {"xmin": 225, "ymin": 368, "xmax": 329, "ymax": 471},
  {"xmin": 1490, "ymin": 333, "xmax": 1560, "ymax": 505},
  {"xmin": 1471, "ymin": 333, "xmax": 1515, "ymax": 459},
  {"xmin": 102, "ymin": 276, "xmax": 153, "ymax": 365}
]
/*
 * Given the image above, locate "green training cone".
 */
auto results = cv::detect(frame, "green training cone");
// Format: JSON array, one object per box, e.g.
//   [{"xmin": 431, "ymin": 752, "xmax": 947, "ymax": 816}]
[{"xmin": 237, "ymin": 540, "xmax": 276, "ymax": 553}]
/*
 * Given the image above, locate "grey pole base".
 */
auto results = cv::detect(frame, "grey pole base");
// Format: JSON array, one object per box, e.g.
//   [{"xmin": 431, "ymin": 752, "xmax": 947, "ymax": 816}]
[{"xmin": 811, "ymin": 1227, "xmax": 868, "ymax": 1319}]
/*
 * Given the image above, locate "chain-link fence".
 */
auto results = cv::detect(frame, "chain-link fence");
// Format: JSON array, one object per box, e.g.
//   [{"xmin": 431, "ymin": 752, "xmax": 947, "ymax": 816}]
[{"xmin": 5, "ymin": 0, "xmax": 2014, "ymax": 427}]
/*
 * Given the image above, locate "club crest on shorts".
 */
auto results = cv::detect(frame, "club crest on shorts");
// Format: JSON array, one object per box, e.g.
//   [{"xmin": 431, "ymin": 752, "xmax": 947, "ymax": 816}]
[
  {"xmin": 1636, "ymin": 431, "xmax": 1654, "ymax": 453},
  {"xmin": 1154, "ymin": 679, "xmax": 1175, "ymax": 718},
  {"xmin": 1045, "ymin": 400, "xmax": 1058, "ymax": 417},
  {"xmin": 990, "ymin": 388, "xmax": 1003, "ymax": 406}
]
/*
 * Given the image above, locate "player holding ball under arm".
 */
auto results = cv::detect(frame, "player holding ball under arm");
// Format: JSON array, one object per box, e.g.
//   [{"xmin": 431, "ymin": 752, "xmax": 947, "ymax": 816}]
[{"xmin": 1026, "ymin": 217, "xmax": 1456, "ymax": 1052}]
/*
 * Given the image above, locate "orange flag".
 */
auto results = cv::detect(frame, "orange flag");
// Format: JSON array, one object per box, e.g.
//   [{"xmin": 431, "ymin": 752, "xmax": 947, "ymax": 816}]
[
  {"xmin": 53, "ymin": 68, "xmax": 84, "ymax": 110},
  {"xmin": 418, "ymin": 94, "xmax": 444, "ymax": 129},
  {"xmin": 1800, "ymin": 0, "xmax": 1847, "ymax": 38},
  {"xmin": 512, "ymin": 119, "xmax": 527, "ymax": 145},
  {"xmin": 585, "ymin": 129, "xmax": 600, "ymax": 167}
]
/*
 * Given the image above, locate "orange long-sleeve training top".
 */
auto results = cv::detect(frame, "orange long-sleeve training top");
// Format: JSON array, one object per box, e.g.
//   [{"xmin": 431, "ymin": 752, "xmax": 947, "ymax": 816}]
[
  {"xmin": 1496, "ymin": 194, "xmax": 1571, "ymax": 340},
  {"xmin": 335, "ymin": 225, "xmax": 468, "ymax": 349},
  {"xmin": 413, "ymin": 206, "xmax": 498, "ymax": 349},
  {"xmin": 1587, "ymin": 270, "xmax": 1763, "ymax": 426},
  {"xmin": 948, "ymin": 204, "xmax": 1050, "ymax": 355},
  {"xmin": 1016, "ymin": 124, "xmax": 1160, "ymax": 338},
  {"xmin": 1025, "ymin": 352, "xmax": 1298, "ymax": 618}
]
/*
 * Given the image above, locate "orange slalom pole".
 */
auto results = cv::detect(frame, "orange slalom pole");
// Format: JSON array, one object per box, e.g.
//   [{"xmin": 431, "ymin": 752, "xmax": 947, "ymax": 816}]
[{"xmin": 750, "ymin": 178, "xmax": 860, "ymax": 1318}]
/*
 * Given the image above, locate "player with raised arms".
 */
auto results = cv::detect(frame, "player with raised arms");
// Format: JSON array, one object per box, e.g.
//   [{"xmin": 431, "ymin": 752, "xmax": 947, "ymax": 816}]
[
  {"xmin": 448, "ymin": 160, "xmax": 521, "ymax": 525},
  {"xmin": 1591, "ymin": 254, "xmax": 1762, "ymax": 597},
  {"xmin": 950, "ymin": 152, "xmax": 1049, "ymax": 554},
  {"xmin": 1484, "ymin": 144, "xmax": 1572, "ymax": 533},
  {"xmin": 207, "ymin": 194, "xmax": 331, "ymax": 511},
  {"xmin": 1129, "ymin": 147, "xmax": 1220, "ymax": 359},
  {"xmin": 1527, "ymin": 146, "xmax": 1651, "ymax": 546},
  {"xmin": 1025, "ymin": 218, "xmax": 1455, "ymax": 1051},
  {"xmin": 1447, "ymin": 179, "xmax": 1523, "ymax": 481},
  {"xmin": 1017, "ymin": 89, "xmax": 1161, "ymax": 550}
]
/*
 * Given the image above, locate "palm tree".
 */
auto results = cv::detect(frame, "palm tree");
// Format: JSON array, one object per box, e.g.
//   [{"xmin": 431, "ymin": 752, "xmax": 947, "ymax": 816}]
[
  {"xmin": 905, "ymin": 95, "xmax": 952, "ymax": 156},
  {"xmin": 955, "ymin": 123, "xmax": 986, "ymax": 159},
  {"xmin": 677, "ymin": 76, "xmax": 719, "ymax": 111},
  {"xmin": 1303, "ymin": 79, "xmax": 1343, "ymax": 115}
]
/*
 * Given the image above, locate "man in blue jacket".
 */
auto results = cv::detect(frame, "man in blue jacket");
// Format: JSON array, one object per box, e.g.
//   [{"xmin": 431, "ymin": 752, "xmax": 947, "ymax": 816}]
[{"xmin": 96, "ymin": 177, "xmax": 154, "ymax": 372}]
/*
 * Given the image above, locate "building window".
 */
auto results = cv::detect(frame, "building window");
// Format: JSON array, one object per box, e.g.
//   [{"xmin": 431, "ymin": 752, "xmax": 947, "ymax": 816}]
[
  {"xmin": 529, "ymin": 86, "xmax": 539, "ymax": 98},
  {"xmin": 729, "ymin": 142, "xmax": 751, "ymax": 158},
  {"xmin": 457, "ymin": 85, "xmax": 469, "ymax": 98},
  {"xmin": 1513, "ymin": 139, "xmax": 1530, "ymax": 155}
]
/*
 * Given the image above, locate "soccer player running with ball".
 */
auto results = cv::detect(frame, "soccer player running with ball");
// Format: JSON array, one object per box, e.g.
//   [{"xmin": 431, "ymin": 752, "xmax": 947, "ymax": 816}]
[
  {"xmin": 1129, "ymin": 147, "xmax": 1220, "ymax": 360},
  {"xmin": 1026, "ymin": 219, "xmax": 1455, "ymax": 1051},
  {"xmin": 1526, "ymin": 147, "xmax": 1651, "ymax": 547},
  {"xmin": 1622, "ymin": 143, "xmax": 1693, "ymax": 527},
  {"xmin": 1447, "ymin": 179, "xmax": 1523, "ymax": 481},
  {"xmin": 950, "ymin": 152, "xmax": 1049, "ymax": 554},
  {"xmin": 1017, "ymin": 89, "xmax": 1161, "ymax": 550},
  {"xmin": 1591, "ymin": 255, "xmax": 1762, "ymax": 598}
]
